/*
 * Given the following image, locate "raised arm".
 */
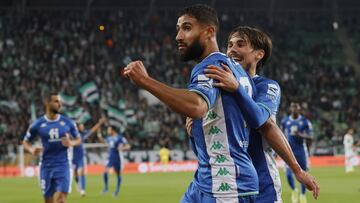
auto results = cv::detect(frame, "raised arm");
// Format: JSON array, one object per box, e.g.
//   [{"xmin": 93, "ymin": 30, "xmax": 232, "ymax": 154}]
[
  {"xmin": 85, "ymin": 117, "xmax": 107, "ymax": 138},
  {"xmin": 123, "ymin": 61, "xmax": 208, "ymax": 119}
]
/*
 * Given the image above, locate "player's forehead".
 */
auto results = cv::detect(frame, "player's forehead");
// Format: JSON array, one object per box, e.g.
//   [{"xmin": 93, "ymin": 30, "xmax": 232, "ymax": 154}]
[
  {"xmin": 177, "ymin": 15, "xmax": 198, "ymax": 28},
  {"xmin": 48, "ymin": 95, "xmax": 60, "ymax": 102},
  {"xmin": 228, "ymin": 32, "xmax": 248, "ymax": 44}
]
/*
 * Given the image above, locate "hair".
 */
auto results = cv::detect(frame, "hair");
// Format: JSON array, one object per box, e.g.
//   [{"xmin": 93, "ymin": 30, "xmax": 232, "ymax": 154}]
[
  {"xmin": 228, "ymin": 26, "xmax": 272, "ymax": 70},
  {"xmin": 178, "ymin": 4, "xmax": 219, "ymax": 33},
  {"xmin": 44, "ymin": 91, "xmax": 59, "ymax": 103}
]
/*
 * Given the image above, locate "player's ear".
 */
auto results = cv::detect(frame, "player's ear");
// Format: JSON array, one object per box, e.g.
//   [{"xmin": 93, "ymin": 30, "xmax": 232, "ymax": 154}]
[
  {"xmin": 205, "ymin": 25, "xmax": 216, "ymax": 38},
  {"xmin": 255, "ymin": 49, "xmax": 265, "ymax": 61}
]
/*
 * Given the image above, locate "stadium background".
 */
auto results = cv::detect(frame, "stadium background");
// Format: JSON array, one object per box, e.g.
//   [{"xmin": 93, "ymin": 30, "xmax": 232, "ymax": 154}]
[{"xmin": 0, "ymin": 0, "xmax": 359, "ymax": 202}]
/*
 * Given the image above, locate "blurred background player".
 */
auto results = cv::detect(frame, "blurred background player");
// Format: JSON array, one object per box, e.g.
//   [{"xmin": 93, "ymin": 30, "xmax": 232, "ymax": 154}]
[
  {"xmin": 98, "ymin": 125, "xmax": 131, "ymax": 197},
  {"xmin": 72, "ymin": 117, "xmax": 106, "ymax": 197},
  {"xmin": 22, "ymin": 92, "xmax": 81, "ymax": 203},
  {"xmin": 159, "ymin": 144, "xmax": 170, "ymax": 165},
  {"xmin": 281, "ymin": 102, "xmax": 313, "ymax": 203},
  {"xmin": 343, "ymin": 127, "xmax": 356, "ymax": 173}
]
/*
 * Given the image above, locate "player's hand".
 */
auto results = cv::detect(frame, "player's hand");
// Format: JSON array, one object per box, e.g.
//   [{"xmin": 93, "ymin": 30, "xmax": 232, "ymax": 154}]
[
  {"xmin": 123, "ymin": 60, "xmax": 150, "ymax": 87},
  {"xmin": 185, "ymin": 117, "xmax": 193, "ymax": 137},
  {"xmin": 31, "ymin": 147, "xmax": 43, "ymax": 156},
  {"xmin": 61, "ymin": 133, "xmax": 71, "ymax": 147},
  {"xmin": 205, "ymin": 63, "xmax": 239, "ymax": 92},
  {"xmin": 294, "ymin": 170, "xmax": 320, "ymax": 199}
]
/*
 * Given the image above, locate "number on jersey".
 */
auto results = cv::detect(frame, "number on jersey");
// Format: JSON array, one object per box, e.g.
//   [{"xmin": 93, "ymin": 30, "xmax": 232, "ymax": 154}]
[{"xmin": 49, "ymin": 128, "xmax": 59, "ymax": 140}]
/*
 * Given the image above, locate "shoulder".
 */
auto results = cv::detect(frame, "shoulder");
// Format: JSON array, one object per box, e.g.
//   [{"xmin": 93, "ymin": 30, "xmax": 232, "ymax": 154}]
[
  {"xmin": 30, "ymin": 116, "xmax": 46, "ymax": 129},
  {"xmin": 254, "ymin": 76, "xmax": 280, "ymax": 93},
  {"xmin": 193, "ymin": 52, "xmax": 230, "ymax": 72},
  {"xmin": 60, "ymin": 115, "xmax": 76, "ymax": 126}
]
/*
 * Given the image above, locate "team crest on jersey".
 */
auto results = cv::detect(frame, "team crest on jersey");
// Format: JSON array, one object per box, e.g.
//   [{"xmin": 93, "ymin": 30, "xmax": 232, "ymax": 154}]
[
  {"xmin": 60, "ymin": 121, "xmax": 65, "ymax": 126},
  {"xmin": 40, "ymin": 123, "xmax": 47, "ymax": 128},
  {"xmin": 299, "ymin": 121, "xmax": 303, "ymax": 125}
]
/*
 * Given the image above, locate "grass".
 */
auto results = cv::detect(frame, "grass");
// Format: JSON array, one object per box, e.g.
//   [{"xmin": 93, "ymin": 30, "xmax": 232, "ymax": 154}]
[{"xmin": 0, "ymin": 166, "xmax": 359, "ymax": 203}]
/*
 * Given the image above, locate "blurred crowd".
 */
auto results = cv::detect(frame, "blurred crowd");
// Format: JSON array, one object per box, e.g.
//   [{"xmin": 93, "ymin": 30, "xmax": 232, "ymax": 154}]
[{"xmin": 0, "ymin": 8, "xmax": 359, "ymax": 163}]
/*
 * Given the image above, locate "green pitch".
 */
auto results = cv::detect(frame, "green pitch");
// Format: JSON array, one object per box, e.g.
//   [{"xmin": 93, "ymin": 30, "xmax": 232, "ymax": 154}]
[{"xmin": 0, "ymin": 166, "xmax": 359, "ymax": 203}]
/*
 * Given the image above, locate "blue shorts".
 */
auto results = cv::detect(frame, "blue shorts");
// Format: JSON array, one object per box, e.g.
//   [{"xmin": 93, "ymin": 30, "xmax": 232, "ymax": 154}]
[
  {"xmin": 72, "ymin": 157, "xmax": 85, "ymax": 170},
  {"xmin": 40, "ymin": 165, "xmax": 72, "ymax": 198},
  {"xmin": 106, "ymin": 159, "xmax": 121, "ymax": 172},
  {"xmin": 181, "ymin": 182, "xmax": 257, "ymax": 203}
]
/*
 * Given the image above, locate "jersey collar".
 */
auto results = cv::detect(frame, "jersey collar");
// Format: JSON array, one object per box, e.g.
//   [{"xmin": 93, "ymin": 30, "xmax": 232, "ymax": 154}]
[{"xmin": 44, "ymin": 114, "xmax": 60, "ymax": 122}]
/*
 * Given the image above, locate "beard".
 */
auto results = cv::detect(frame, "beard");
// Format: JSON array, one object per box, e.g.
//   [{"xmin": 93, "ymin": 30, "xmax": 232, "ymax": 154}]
[
  {"xmin": 50, "ymin": 106, "xmax": 61, "ymax": 114},
  {"xmin": 179, "ymin": 36, "xmax": 205, "ymax": 62}
]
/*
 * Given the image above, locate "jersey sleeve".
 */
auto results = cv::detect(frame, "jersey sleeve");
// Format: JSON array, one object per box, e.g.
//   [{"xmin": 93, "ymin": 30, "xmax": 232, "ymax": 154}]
[
  {"xmin": 253, "ymin": 80, "xmax": 281, "ymax": 117},
  {"xmin": 233, "ymin": 76, "xmax": 270, "ymax": 129},
  {"xmin": 23, "ymin": 122, "xmax": 38, "ymax": 142},
  {"xmin": 120, "ymin": 136, "xmax": 129, "ymax": 145},
  {"xmin": 68, "ymin": 120, "xmax": 80, "ymax": 138},
  {"xmin": 304, "ymin": 119, "xmax": 313, "ymax": 138},
  {"xmin": 82, "ymin": 130, "xmax": 91, "ymax": 140},
  {"xmin": 188, "ymin": 62, "xmax": 220, "ymax": 109}
]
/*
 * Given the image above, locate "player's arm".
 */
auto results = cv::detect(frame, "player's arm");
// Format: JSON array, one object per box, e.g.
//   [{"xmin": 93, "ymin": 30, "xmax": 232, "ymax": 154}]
[
  {"xmin": 119, "ymin": 137, "xmax": 131, "ymax": 151},
  {"xmin": 62, "ymin": 134, "xmax": 81, "ymax": 147},
  {"xmin": 257, "ymin": 118, "xmax": 319, "ymax": 198},
  {"xmin": 123, "ymin": 61, "xmax": 208, "ymax": 119},
  {"xmin": 22, "ymin": 125, "xmax": 42, "ymax": 155},
  {"xmin": 205, "ymin": 64, "xmax": 269, "ymax": 128},
  {"xmin": 119, "ymin": 144, "xmax": 131, "ymax": 151},
  {"xmin": 84, "ymin": 117, "xmax": 107, "ymax": 139},
  {"xmin": 62, "ymin": 120, "xmax": 82, "ymax": 147},
  {"xmin": 23, "ymin": 140, "xmax": 42, "ymax": 156}
]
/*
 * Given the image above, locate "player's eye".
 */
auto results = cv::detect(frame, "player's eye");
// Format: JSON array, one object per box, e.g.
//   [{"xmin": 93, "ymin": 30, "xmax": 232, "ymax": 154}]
[{"xmin": 183, "ymin": 26, "xmax": 191, "ymax": 31}]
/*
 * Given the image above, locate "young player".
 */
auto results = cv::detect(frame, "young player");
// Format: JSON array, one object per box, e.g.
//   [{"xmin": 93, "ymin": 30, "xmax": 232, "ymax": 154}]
[{"xmin": 187, "ymin": 26, "xmax": 320, "ymax": 203}]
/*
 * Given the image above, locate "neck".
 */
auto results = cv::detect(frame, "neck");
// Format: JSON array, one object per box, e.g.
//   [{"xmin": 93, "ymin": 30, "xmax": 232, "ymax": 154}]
[
  {"xmin": 46, "ymin": 111, "xmax": 58, "ymax": 120},
  {"xmin": 291, "ymin": 114, "xmax": 299, "ymax": 119},
  {"xmin": 195, "ymin": 40, "xmax": 219, "ymax": 63},
  {"xmin": 247, "ymin": 65, "xmax": 257, "ymax": 78}
]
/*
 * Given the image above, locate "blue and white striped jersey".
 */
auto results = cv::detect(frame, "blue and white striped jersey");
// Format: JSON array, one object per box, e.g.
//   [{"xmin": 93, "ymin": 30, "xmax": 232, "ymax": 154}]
[{"xmin": 188, "ymin": 52, "xmax": 269, "ymax": 198}]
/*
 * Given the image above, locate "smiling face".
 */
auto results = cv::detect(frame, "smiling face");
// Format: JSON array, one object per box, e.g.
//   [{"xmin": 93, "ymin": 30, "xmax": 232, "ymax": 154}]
[
  {"xmin": 226, "ymin": 32, "xmax": 261, "ymax": 71},
  {"xmin": 176, "ymin": 15, "xmax": 206, "ymax": 62}
]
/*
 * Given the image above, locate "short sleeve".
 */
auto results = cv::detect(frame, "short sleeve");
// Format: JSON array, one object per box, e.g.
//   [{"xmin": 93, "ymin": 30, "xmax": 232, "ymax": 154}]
[
  {"xmin": 68, "ymin": 120, "xmax": 80, "ymax": 138},
  {"xmin": 23, "ymin": 122, "xmax": 38, "ymax": 142},
  {"xmin": 188, "ymin": 62, "xmax": 220, "ymax": 109},
  {"xmin": 253, "ymin": 80, "xmax": 281, "ymax": 116}
]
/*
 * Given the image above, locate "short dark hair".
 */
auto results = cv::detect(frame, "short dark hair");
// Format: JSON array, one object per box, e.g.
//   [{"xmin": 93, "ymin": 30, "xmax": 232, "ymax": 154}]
[
  {"xmin": 229, "ymin": 26, "xmax": 272, "ymax": 70},
  {"xmin": 178, "ymin": 4, "xmax": 219, "ymax": 33},
  {"xmin": 44, "ymin": 92, "xmax": 59, "ymax": 103}
]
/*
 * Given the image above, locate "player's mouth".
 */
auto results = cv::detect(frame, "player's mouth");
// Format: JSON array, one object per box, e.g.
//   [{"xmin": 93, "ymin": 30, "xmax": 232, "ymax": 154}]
[{"xmin": 177, "ymin": 43, "xmax": 187, "ymax": 50}]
